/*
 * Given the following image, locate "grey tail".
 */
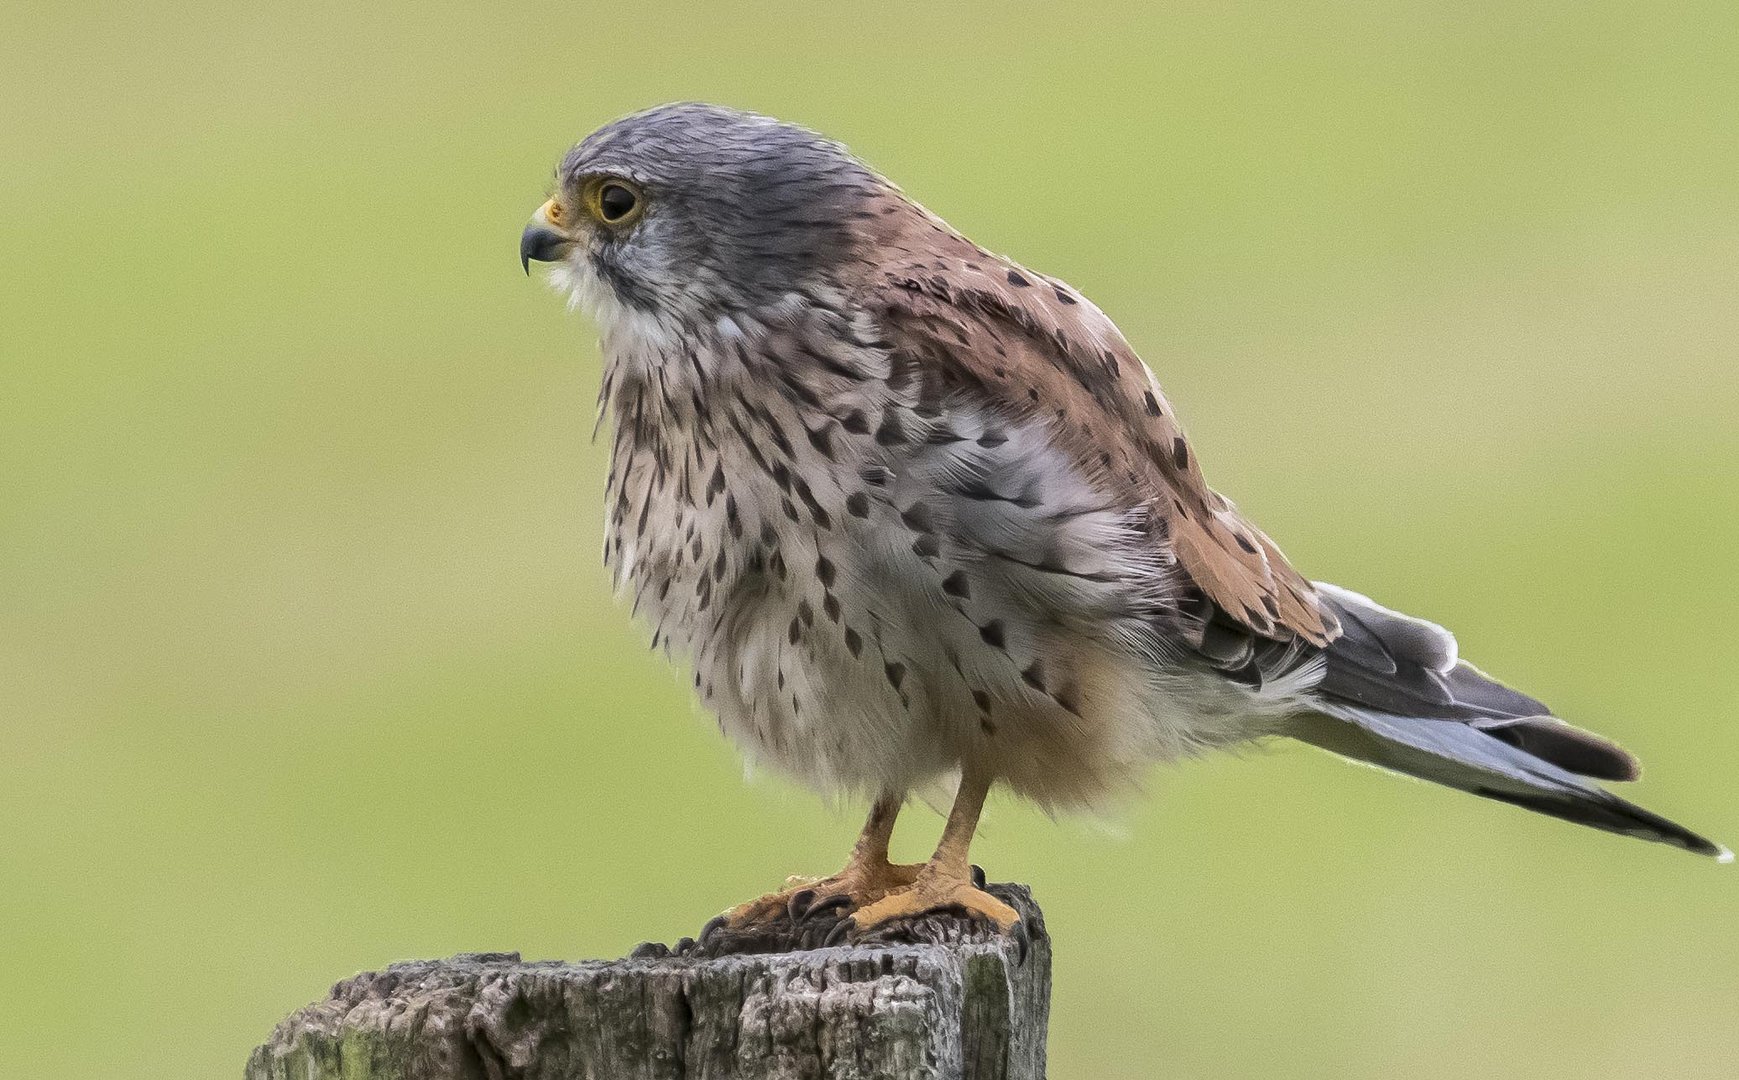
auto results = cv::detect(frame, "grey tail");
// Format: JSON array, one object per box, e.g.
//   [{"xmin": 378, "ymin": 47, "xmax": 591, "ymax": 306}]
[{"xmin": 1290, "ymin": 583, "xmax": 1728, "ymax": 861}]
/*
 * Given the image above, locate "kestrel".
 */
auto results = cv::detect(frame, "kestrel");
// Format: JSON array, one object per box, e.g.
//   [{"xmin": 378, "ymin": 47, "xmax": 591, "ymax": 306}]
[{"xmin": 521, "ymin": 103, "xmax": 1726, "ymax": 936}]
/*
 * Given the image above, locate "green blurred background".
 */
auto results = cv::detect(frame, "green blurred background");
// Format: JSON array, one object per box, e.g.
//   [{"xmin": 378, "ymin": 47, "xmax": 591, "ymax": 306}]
[{"xmin": 4, "ymin": 2, "xmax": 1736, "ymax": 1077}]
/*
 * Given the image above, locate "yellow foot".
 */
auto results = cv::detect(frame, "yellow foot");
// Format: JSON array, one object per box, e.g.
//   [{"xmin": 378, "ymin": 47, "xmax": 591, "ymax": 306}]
[
  {"xmin": 848, "ymin": 866, "xmax": 1021, "ymax": 934},
  {"xmin": 718, "ymin": 860, "xmax": 922, "ymax": 929}
]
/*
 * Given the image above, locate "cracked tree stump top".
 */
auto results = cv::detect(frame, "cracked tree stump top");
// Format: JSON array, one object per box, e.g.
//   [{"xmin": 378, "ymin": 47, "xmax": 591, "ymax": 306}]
[{"xmin": 246, "ymin": 883, "xmax": 1049, "ymax": 1080}]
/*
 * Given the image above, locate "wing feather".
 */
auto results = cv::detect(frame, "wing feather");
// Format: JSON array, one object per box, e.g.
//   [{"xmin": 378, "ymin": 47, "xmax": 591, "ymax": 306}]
[{"xmin": 861, "ymin": 236, "xmax": 1337, "ymax": 650}]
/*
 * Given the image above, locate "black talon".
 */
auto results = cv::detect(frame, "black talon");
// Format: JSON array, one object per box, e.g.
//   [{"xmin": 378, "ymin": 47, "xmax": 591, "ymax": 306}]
[
  {"xmin": 629, "ymin": 941, "xmax": 670, "ymax": 959},
  {"xmin": 805, "ymin": 893, "xmax": 853, "ymax": 919},
  {"xmin": 787, "ymin": 888, "xmax": 818, "ymax": 922},
  {"xmin": 824, "ymin": 918, "xmax": 852, "ymax": 947},
  {"xmin": 1012, "ymin": 921, "xmax": 1031, "ymax": 965},
  {"xmin": 699, "ymin": 914, "xmax": 728, "ymax": 942},
  {"xmin": 970, "ymin": 864, "xmax": 987, "ymax": 889},
  {"xmin": 673, "ymin": 936, "xmax": 696, "ymax": 956}
]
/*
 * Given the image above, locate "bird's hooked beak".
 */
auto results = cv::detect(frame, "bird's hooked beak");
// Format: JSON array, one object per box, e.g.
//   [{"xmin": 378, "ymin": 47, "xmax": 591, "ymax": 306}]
[{"xmin": 520, "ymin": 199, "xmax": 574, "ymax": 274}]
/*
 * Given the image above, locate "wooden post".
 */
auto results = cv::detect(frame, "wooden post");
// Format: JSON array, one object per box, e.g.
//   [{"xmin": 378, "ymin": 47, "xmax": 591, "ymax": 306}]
[{"xmin": 246, "ymin": 883, "xmax": 1049, "ymax": 1080}]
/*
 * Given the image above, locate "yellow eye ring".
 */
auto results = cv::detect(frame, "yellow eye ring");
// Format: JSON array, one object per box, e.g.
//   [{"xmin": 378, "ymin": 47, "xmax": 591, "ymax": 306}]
[{"xmin": 584, "ymin": 177, "xmax": 645, "ymax": 228}]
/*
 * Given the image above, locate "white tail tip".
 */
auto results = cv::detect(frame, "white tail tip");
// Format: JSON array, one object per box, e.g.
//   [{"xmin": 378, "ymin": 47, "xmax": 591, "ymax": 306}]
[{"xmin": 1716, "ymin": 846, "xmax": 1734, "ymax": 865}]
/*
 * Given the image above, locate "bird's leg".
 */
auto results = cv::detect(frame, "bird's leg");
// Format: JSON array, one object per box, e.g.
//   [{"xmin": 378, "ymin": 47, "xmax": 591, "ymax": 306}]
[
  {"xmin": 718, "ymin": 794, "xmax": 922, "ymax": 927},
  {"xmin": 849, "ymin": 768, "xmax": 1020, "ymax": 933}
]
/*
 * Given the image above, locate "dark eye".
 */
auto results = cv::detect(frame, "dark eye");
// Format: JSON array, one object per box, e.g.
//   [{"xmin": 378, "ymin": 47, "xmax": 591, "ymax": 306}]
[{"xmin": 598, "ymin": 183, "xmax": 638, "ymax": 222}]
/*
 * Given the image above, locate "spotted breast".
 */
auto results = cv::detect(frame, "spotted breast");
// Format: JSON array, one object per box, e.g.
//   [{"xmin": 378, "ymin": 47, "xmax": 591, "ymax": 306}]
[{"xmin": 600, "ymin": 238, "xmax": 1288, "ymax": 812}]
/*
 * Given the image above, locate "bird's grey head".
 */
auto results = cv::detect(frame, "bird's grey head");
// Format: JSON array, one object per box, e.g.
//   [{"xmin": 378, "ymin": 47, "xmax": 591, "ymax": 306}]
[{"xmin": 521, "ymin": 103, "xmax": 885, "ymax": 335}]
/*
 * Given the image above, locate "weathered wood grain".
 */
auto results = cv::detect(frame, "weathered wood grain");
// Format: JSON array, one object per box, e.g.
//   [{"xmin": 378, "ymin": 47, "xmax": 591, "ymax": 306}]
[{"xmin": 247, "ymin": 883, "xmax": 1048, "ymax": 1080}]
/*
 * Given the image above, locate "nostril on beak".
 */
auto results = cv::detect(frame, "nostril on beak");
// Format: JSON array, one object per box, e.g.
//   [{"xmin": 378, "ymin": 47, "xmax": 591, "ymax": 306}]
[{"xmin": 520, "ymin": 225, "xmax": 568, "ymax": 274}]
